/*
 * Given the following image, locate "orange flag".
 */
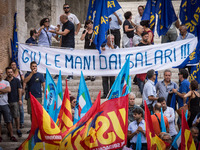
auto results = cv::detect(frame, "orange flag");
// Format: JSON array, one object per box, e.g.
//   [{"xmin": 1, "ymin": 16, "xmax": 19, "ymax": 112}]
[
  {"xmin": 144, "ymin": 101, "xmax": 166, "ymax": 150},
  {"xmin": 18, "ymin": 93, "xmax": 63, "ymax": 150},
  {"xmin": 180, "ymin": 110, "xmax": 196, "ymax": 150},
  {"xmin": 56, "ymin": 80, "xmax": 73, "ymax": 133}
]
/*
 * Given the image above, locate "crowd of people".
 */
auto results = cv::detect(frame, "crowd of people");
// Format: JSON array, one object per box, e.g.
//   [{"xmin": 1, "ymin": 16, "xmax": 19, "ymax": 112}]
[{"xmin": 0, "ymin": 2, "xmax": 199, "ymax": 150}]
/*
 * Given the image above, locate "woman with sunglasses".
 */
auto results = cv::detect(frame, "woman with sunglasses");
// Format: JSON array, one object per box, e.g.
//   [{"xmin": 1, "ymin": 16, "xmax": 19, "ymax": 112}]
[{"xmin": 37, "ymin": 18, "xmax": 58, "ymax": 47}]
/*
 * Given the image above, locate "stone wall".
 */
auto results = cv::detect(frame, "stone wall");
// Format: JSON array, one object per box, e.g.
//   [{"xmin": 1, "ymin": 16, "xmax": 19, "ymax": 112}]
[{"xmin": 0, "ymin": 0, "xmax": 16, "ymax": 71}]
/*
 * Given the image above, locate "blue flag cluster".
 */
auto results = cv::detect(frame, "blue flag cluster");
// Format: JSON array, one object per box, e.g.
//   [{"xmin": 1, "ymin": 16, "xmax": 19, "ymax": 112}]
[
  {"xmin": 11, "ymin": 13, "xmax": 19, "ymax": 68},
  {"xmin": 180, "ymin": 0, "xmax": 200, "ymax": 36},
  {"xmin": 142, "ymin": 0, "xmax": 177, "ymax": 36},
  {"xmin": 86, "ymin": 0, "xmax": 121, "ymax": 54}
]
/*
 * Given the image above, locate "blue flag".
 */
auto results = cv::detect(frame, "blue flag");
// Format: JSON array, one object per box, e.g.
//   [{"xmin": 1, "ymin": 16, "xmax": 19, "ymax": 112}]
[
  {"xmin": 55, "ymin": 70, "xmax": 63, "ymax": 121},
  {"xmin": 155, "ymin": 0, "xmax": 177, "ymax": 36},
  {"xmin": 141, "ymin": 0, "xmax": 157, "ymax": 32},
  {"xmin": 136, "ymin": 132, "xmax": 142, "ymax": 150},
  {"xmin": 86, "ymin": 0, "xmax": 97, "ymax": 20},
  {"xmin": 74, "ymin": 71, "xmax": 92, "ymax": 124},
  {"xmin": 180, "ymin": 0, "xmax": 200, "ymax": 35},
  {"xmin": 11, "ymin": 13, "xmax": 19, "ymax": 67},
  {"xmin": 170, "ymin": 93, "xmax": 176, "ymax": 110},
  {"xmin": 43, "ymin": 68, "xmax": 58, "ymax": 122},
  {"xmin": 108, "ymin": 57, "xmax": 130, "ymax": 100},
  {"xmin": 172, "ymin": 110, "xmax": 188, "ymax": 149},
  {"xmin": 92, "ymin": 0, "xmax": 121, "ymax": 53},
  {"xmin": 160, "ymin": 107, "xmax": 166, "ymax": 132}
]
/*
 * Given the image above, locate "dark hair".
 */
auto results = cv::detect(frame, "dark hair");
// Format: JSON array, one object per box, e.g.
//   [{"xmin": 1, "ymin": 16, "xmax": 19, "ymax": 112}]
[
  {"xmin": 84, "ymin": 20, "xmax": 93, "ymax": 29},
  {"xmin": 154, "ymin": 103, "xmax": 161, "ymax": 111},
  {"xmin": 141, "ymin": 31, "xmax": 148, "ymax": 37},
  {"xmin": 9, "ymin": 61, "xmax": 16, "ymax": 66},
  {"xmin": 63, "ymin": 3, "xmax": 69, "ymax": 8},
  {"xmin": 138, "ymin": 5, "xmax": 144, "ymax": 10},
  {"xmin": 190, "ymin": 80, "xmax": 198, "ymax": 90},
  {"xmin": 5, "ymin": 67, "xmax": 12, "ymax": 72},
  {"xmin": 147, "ymin": 69, "xmax": 155, "ymax": 79},
  {"xmin": 70, "ymin": 96, "xmax": 75, "ymax": 102},
  {"xmin": 140, "ymin": 20, "xmax": 150, "ymax": 28},
  {"xmin": 124, "ymin": 11, "xmax": 132, "ymax": 20},
  {"xmin": 157, "ymin": 97, "xmax": 166, "ymax": 103},
  {"xmin": 133, "ymin": 108, "xmax": 143, "ymax": 117},
  {"xmin": 30, "ymin": 61, "xmax": 37, "ymax": 67},
  {"xmin": 30, "ymin": 29, "xmax": 37, "ymax": 37},
  {"xmin": 179, "ymin": 69, "xmax": 188, "ymax": 79},
  {"xmin": 40, "ymin": 18, "xmax": 49, "ymax": 26}
]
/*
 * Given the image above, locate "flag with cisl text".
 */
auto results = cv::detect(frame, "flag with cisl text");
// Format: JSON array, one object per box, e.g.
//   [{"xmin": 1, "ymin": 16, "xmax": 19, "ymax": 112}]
[
  {"xmin": 59, "ymin": 58, "xmax": 130, "ymax": 149},
  {"xmin": 18, "ymin": 93, "xmax": 63, "ymax": 150}
]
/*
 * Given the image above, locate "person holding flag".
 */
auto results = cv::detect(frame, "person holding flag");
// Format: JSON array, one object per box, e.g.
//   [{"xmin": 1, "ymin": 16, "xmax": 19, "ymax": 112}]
[
  {"xmin": 101, "ymin": 34, "xmax": 118, "ymax": 98},
  {"xmin": 128, "ymin": 107, "xmax": 147, "ymax": 149}
]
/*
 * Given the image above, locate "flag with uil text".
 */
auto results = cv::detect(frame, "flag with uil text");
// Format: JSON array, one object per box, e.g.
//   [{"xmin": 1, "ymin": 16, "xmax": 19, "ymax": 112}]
[
  {"xmin": 43, "ymin": 68, "xmax": 58, "ymax": 122},
  {"xmin": 73, "ymin": 71, "xmax": 92, "ymax": 124},
  {"xmin": 18, "ymin": 93, "xmax": 63, "ymax": 150}
]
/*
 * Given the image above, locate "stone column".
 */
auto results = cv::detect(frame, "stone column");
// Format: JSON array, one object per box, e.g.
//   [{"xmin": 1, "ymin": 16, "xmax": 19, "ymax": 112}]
[{"xmin": 17, "ymin": 0, "xmax": 27, "ymax": 43}]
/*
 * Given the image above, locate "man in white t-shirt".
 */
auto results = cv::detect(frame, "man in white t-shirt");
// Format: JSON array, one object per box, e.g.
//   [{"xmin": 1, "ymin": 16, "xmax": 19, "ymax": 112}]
[
  {"xmin": 57, "ymin": 3, "xmax": 81, "ymax": 35},
  {"xmin": 133, "ymin": 5, "xmax": 144, "ymax": 26}
]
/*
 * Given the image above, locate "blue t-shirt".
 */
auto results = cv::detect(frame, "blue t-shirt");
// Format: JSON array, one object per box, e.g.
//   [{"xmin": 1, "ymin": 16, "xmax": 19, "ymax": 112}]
[
  {"xmin": 178, "ymin": 79, "xmax": 190, "ymax": 107},
  {"xmin": 25, "ymin": 72, "xmax": 45, "ymax": 98},
  {"xmin": 5, "ymin": 77, "xmax": 22, "ymax": 103},
  {"xmin": 25, "ymin": 37, "xmax": 38, "ymax": 44}
]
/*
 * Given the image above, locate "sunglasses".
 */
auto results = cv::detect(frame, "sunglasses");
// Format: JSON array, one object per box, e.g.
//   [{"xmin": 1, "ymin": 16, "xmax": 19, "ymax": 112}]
[
  {"xmin": 178, "ymin": 73, "xmax": 182, "ymax": 75},
  {"xmin": 63, "ymin": 7, "xmax": 70, "ymax": 9},
  {"xmin": 45, "ymin": 20, "xmax": 49, "ymax": 23}
]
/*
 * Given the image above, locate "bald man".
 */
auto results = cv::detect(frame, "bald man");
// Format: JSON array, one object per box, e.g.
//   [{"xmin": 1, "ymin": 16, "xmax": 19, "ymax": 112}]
[
  {"xmin": 51, "ymin": 14, "xmax": 75, "ymax": 48},
  {"xmin": 133, "ymin": 25, "xmax": 144, "ymax": 46}
]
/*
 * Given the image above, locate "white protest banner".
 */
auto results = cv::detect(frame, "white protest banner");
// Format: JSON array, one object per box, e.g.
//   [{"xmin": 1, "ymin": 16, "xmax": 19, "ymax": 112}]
[{"xmin": 18, "ymin": 38, "xmax": 198, "ymax": 76}]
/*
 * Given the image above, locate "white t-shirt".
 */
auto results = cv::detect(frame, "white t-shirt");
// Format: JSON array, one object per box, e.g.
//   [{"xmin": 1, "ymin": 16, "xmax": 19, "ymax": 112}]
[
  {"xmin": 57, "ymin": 13, "xmax": 80, "ymax": 27},
  {"xmin": 0, "ymin": 80, "xmax": 10, "ymax": 105},
  {"xmin": 133, "ymin": 14, "xmax": 142, "ymax": 26}
]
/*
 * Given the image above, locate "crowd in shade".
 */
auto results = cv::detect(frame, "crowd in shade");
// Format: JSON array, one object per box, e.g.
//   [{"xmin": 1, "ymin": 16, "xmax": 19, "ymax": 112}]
[{"xmin": 1, "ymin": 0, "xmax": 200, "ymax": 149}]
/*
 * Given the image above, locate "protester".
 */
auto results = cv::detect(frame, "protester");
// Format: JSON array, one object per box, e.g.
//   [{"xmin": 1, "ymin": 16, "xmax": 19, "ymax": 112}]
[
  {"xmin": 122, "ymin": 11, "xmax": 135, "ymax": 48},
  {"xmin": 24, "ymin": 61, "xmax": 45, "ymax": 119},
  {"xmin": 128, "ymin": 92, "xmax": 144, "ymax": 123},
  {"xmin": 191, "ymin": 127, "xmax": 200, "ymax": 149},
  {"xmin": 142, "ymin": 69, "xmax": 158, "ymax": 111},
  {"xmin": 140, "ymin": 20, "xmax": 154, "ymax": 44},
  {"xmin": 158, "ymin": 97, "xmax": 177, "ymax": 140},
  {"xmin": 138, "ymin": 31, "xmax": 149, "ymax": 46},
  {"xmin": 151, "ymin": 103, "xmax": 169, "ymax": 136},
  {"xmin": 5, "ymin": 67, "xmax": 22, "ymax": 137},
  {"xmin": 80, "ymin": 20, "xmax": 96, "ymax": 81},
  {"xmin": 10, "ymin": 61, "xmax": 25, "ymax": 128},
  {"xmin": 133, "ymin": 5, "xmax": 144, "ymax": 26},
  {"xmin": 172, "ymin": 69, "xmax": 190, "ymax": 108},
  {"xmin": 132, "ymin": 25, "xmax": 144, "ymax": 46},
  {"xmin": 108, "ymin": 12, "xmax": 123, "ymax": 47},
  {"xmin": 0, "ymin": 69, "xmax": 17, "ymax": 142},
  {"xmin": 70, "ymin": 96, "xmax": 76, "ymax": 110},
  {"xmin": 57, "ymin": 3, "xmax": 81, "ymax": 35},
  {"xmin": 51, "ymin": 14, "xmax": 75, "ymax": 48},
  {"xmin": 161, "ymin": 20, "xmax": 179, "ymax": 43},
  {"xmin": 25, "ymin": 29, "xmax": 38, "ymax": 44},
  {"xmin": 156, "ymin": 69, "xmax": 178, "ymax": 106},
  {"xmin": 101, "ymin": 34, "xmax": 117, "ymax": 98},
  {"xmin": 71, "ymin": 109, "xmax": 75, "ymax": 122},
  {"xmin": 127, "ymin": 108, "xmax": 147, "ymax": 150},
  {"xmin": 184, "ymin": 80, "xmax": 200, "ymax": 127},
  {"xmin": 37, "ymin": 18, "xmax": 58, "ymax": 47},
  {"xmin": 176, "ymin": 24, "xmax": 195, "ymax": 41},
  {"xmin": 160, "ymin": 133, "xmax": 173, "ymax": 150}
]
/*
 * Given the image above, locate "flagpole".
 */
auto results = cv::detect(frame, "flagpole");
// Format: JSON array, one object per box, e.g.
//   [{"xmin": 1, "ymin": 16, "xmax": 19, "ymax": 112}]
[{"xmin": 43, "ymin": 142, "xmax": 45, "ymax": 150}]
